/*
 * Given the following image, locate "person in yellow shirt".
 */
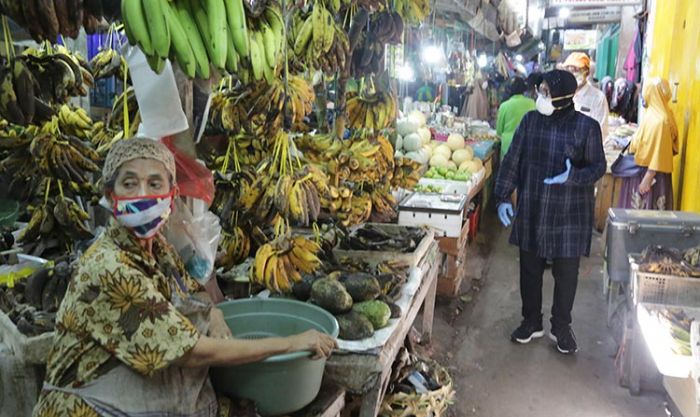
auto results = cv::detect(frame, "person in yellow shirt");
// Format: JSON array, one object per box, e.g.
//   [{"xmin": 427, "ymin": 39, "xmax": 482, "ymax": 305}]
[{"xmin": 617, "ymin": 77, "xmax": 678, "ymax": 210}]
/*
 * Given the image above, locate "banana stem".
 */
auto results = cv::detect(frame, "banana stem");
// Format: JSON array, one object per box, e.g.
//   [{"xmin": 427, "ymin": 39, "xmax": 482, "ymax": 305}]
[
  {"xmin": 43, "ymin": 179, "xmax": 52, "ymax": 206},
  {"xmin": 221, "ymin": 137, "xmax": 233, "ymax": 174},
  {"xmin": 57, "ymin": 180, "xmax": 64, "ymax": 199}
]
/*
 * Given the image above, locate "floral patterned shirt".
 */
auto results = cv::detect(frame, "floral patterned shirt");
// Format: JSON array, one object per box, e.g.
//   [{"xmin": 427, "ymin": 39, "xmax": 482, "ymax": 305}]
[{"xmin": 33, "ymin": 225, "xmax": 204, "ymax": 417}]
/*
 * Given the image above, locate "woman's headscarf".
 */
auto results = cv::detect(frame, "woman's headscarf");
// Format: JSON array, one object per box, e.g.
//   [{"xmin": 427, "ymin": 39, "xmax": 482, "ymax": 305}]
[
  {"xmin": 103, "ymin": 138, "xmax": 177, "ymax": 183},
  {"xmin": 539, "ymin": 69, "xmax": 578, "ymax": 117},
  {"xmin": 630, "ymin": 77, "xmax": 679, "ymax": 173}
]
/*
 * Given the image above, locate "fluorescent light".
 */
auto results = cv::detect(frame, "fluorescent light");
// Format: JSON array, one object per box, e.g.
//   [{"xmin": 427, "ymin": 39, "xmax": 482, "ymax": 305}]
[
  {"xmin": 558, "ymin": 7, "xmax": 571, "ymax": 19},
  {"xmin": 397, "ymin": 64, "xmax": 415, "ymax": 81},
  {"xmin": 421, "ymin": 45, "xmax": 443, "ymax": 65},
  {"xmin": 538, "ymin": 41, "xmax": 545, "ymax": 51},
  {"xmin": 515, "ymin": 54, "xmax": 523, "ymax": 62},
  {"xmin": 477, "ymin": 53, "xmax": 488, "ymax": 68}
]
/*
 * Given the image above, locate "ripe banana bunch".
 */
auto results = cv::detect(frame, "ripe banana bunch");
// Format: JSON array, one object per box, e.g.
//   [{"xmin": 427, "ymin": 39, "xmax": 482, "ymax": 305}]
[
  {"xmin": 239, "ymin": 166, "xmax": 329, "ymax": 227},
  {"xmin": 251, "ymin": 236, "xmax": 322, "ymax": 293},
  {"xmin": 209, "ymin": 75, "xmax": 313, "ymax": 137},
  {"xmin": 326, "ymin": 138, "xmax": 381, "ymax": 183},
  {"xmin": 239, "ymin": 3, "xmax": 285, "ymax": 83},
  {"xmin": 336, "ymin": 192, "xmax": 373, "ymax": 227},
  {"xmin": 346, "ymin": 91, "xmax": 398, "ymax": 131},
  {"xmin": 295, "ymin": 133, "xmax": 344, "ymax": 164},
  {"xmin": 290, "ymin": 4, "xmax": 350, "ymax": 74},
  {"xmin": 369, "ymin": 187, "xmax": 397, "ymax": 223},
  {"xmin": 394, "ymin": 0, "xmax": 430, "ymax": 24},
  {"xmin": 320, "ymin": 185, "xmax": 353, "ymax": 216},
  {"xmin": 391, "ymin": 157, "xmax": 422, "ymax": 189},
  {"xmin": 0, "ymin": 59, "xmax": 41, "ymax": 126},
  {"xmin": 208, "ymin": 169, "xmax": 257, "ymax": 227},
  {"xmin": 57, "ymin": 104, "xmax": 93, "ymax": 140},
  {"xmin": 350, "ymin": 34, "xmax": 385, "ymax": 76},
  {"xmin": 288, "ymin": 1, "xmax": 350, "ymax": 74},
  {"xmin": 108, "ymin": 87, "xmax": 139, "ymax": 132},
  {"xmin": 21, "ymin": 45, "xmax": 94, "ymax": 103},
  {"xmin": 90, "ymin": 48, "xmax": 127, "ymax": 80},
  {"xmin": 0, "ymin": 0, "xmax": 121, "ymax": 41},
  {"xmin": 19, "ymin": 195, "xmax": 93, "ymax": 245},
  {"xmin": 217, "ymin": 226, "xmax": 252, "ymax": 271},
  {"xmin": 369, "ymin": 11, "xmax": 404, "ymax": 45},
  {"xmin": 29, "ymin": 129, "xmax": 101, "ymax": 184},
  {"xmin": 89, "ymin": 121, "xmax": 125, "ymax": 157}
]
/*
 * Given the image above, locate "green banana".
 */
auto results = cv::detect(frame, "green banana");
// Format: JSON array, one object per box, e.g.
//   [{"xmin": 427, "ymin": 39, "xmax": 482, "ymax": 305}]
[
  {"xmin": 261, "ymin": 23, "xmax": 277, "ymax": 69},
  {"xmin": 322, "ymin": 7, "xmax": 334, "ymax": 53},
  {"xmin": 207, "ymin": 0, "xmax": 228, "ymax": 69},
  {"xmin": 146, "ymin": 54, "xmax": 166, "ymax": 74},
  {"xmin": 121, "ymin": 0, "xmax": 154, "ymax": 55},
  {"xmin": 249, "ymin": 31, "xmax": 263, "ymax": 81},
  {"xmin": 174, "ymin": 0, "xmax": 210, "ymax": 78},
  {"xmin": 225, "ymin": 26, "xmax": 240, "ymax": 73},
  {"xmin": 188, "ymin": 0, "xmax": 219, "ymax": 69},
  {"xmin": 294, "ymin": 18, "xmax": 313, "ymax": 55},
  {"xmin": 225, "ymin": 0, "xmax": 250, "ymax": 58},
  {"xmin": 311, "ymin": 4, "xmax": 325, "ymax": 52},
  {"xmin": 143, "ymin": 0, "xmax": 171, "ymax": 58},
  {"xmin": 164, "ymin": 0, "xmax": 196, "ymax": 78}
]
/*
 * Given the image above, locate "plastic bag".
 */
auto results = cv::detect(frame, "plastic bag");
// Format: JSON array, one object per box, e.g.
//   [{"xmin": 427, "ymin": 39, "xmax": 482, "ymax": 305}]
[
  {"xmin": 123, "ymin": 46, "xmax": 188, "ymax": 138},
  {"xmin": 162, "ymin": 136, "xmax": 215, "ymax": 206},
  {"xmin": 163, "ymin": 198, "xmax": 221, "ymax": 284}
]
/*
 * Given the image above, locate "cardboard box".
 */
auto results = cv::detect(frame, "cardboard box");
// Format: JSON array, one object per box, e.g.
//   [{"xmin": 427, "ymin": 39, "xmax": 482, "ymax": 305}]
[{"xmin": 437, "ymin": 220, "xmax": 470, "ymax": 256}]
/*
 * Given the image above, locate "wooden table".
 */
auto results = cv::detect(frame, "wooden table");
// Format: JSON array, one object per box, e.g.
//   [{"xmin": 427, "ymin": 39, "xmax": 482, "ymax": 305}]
[
  {"xmin": 594, "ymin": 172, "xmax": 624, "ymax": 233},
  {"xmin": 323, "ymin": 241, "xmax": 441, "ymax": 417}
]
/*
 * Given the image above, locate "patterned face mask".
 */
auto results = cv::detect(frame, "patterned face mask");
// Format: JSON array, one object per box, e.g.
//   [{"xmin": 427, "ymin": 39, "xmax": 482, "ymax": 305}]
[{"xmin": 112, "ymin": 192, "xmax": 174, "ymax": 239}]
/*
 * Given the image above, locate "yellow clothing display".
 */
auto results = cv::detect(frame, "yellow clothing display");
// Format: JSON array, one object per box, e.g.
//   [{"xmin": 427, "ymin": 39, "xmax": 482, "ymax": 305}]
[{"xmin": 630, "ymin": 78, "xmax": 679, "ymax": 173}]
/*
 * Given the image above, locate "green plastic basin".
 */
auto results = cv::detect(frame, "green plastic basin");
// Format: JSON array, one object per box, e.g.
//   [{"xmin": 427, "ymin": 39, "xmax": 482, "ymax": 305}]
[{"xmin": 210, "ymin": 298, "xmax": 339, "ymax": 416}]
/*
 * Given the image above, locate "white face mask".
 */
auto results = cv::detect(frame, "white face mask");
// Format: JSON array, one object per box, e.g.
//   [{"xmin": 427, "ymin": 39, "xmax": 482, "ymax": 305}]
[{"xmin": 536, "ymin": 94, "xmax": 555, "ymax": 116}]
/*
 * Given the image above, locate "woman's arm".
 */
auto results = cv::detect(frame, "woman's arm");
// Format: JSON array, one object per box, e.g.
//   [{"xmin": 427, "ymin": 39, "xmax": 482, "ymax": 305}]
[
  {"xmin": 176, "ymin": 329, "xmax": 337, "ymax": 368},
  {"xmin": 639, "ymin": 169, "xmax": 657, "ymax": 195}
]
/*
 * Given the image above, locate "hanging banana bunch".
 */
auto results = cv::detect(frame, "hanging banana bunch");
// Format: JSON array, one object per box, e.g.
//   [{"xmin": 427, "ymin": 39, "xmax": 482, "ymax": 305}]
[
  {"xmin": 394, "ymin": 0, "xmax": 430, "ymax": 24},
  {"xmin": 289, "ymin": 3, "xmax": 350, "ymax": 74},
  {"xmin": 368, "ymin": 11, "xmax": 404, "ymax": 45},
  {"xmin": 390, "ymin": 157, "xmax": 422, "ymax": 189},
  {"xmin": 346, "ymin": 90, "xmax": 398, "ymax": 131}
]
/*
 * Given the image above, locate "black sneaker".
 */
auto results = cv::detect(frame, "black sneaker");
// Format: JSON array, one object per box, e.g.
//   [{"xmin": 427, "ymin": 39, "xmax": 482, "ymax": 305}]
[
  {"xmin": 550, "ymin": 326, "xmax": 578, "ymax": 354},
  {"xmin": 510, "ymin": 321, "xmax": 545, "ymax": 344}
]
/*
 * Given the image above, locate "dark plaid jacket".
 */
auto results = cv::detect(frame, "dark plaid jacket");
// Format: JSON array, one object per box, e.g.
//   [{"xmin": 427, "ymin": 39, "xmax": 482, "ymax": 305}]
[{"xmin": 495, "ymin": 109, "xmax": 606, "ymax": 258}]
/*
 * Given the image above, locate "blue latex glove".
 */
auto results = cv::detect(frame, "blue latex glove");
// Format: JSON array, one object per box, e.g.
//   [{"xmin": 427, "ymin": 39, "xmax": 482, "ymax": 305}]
[
  {"xmin": 544, "ymin": 159, "xmax": 572, "ymax": 185},
  {"xmin": 498, "ymin": 203, "xmax": 514, "ymax": 227}
]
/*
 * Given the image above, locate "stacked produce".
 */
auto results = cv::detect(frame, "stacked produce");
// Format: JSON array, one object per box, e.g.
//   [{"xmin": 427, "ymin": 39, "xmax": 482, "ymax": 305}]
[
  {"xmin": 390, "ymin": 157, "xmax": 422, "ymax": 189},
  {"xmin": 0, "ymin": 0, "xmax": 121, "ymax": 40},
  {"xmin": 291, "ymin": 259, "xmax": 409, "ymax": 340}
]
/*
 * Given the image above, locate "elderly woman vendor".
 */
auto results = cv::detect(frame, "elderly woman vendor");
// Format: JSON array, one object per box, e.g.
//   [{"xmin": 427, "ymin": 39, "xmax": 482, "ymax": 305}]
[{"xmin": 33, "ymin": 138, "xmax": 336, "ymax": 417}]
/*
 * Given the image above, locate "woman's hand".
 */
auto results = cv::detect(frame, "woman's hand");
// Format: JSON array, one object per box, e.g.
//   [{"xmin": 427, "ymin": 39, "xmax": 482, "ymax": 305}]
[
  {"xmin": 639, "ymin": 170, "xmax": 657, "ymax": 195},
  {"xmin": 288, "ymin": 330, "xmax": 338, "ymax": 360},
  {"xmin": 208, "ymin": 308, "xmax": 233, "ymax": 339}
]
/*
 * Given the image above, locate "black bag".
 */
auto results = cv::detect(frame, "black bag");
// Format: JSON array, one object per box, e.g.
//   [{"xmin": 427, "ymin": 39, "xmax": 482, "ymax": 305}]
[{"xmin": 611, "ymin": 142, "xmax": 643, "ymax": 178}]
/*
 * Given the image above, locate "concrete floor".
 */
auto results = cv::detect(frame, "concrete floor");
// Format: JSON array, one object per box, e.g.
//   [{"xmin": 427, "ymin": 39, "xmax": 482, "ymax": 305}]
[{"xmin": 428, "ymin": 216, "xmax": 666, "ymax": 417}]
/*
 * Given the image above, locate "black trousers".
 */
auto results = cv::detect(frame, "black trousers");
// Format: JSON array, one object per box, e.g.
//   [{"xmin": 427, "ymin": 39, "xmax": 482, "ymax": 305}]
[{"xmin": 519, "ymin": 249, "xmax": 580, "ymax": 330}]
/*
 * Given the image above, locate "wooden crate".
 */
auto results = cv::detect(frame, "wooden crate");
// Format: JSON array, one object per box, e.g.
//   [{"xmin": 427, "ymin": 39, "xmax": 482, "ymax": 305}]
[
  {"xmin": 436, "ymin": 220, "xmax": 470, "ymax": 257},
  {"xmin": 594, "ymin": 173, "xmax": 623, "ymax": 232},
  {"xmin": 437, "ymin": 242, "xmax": 468, "ymax": 297}
]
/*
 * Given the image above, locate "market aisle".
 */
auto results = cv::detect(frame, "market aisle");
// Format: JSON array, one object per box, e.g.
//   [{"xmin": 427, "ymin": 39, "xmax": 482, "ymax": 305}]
[{"xmin": 436, "ymin": 219, "xmax": 666, "ymax": 417}]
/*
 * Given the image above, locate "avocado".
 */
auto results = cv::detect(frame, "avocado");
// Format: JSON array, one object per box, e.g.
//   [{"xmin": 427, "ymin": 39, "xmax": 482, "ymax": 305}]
[
  {"xmin": 352, "ymin": 300, "xmax": 392, "ymax": 329},
  {"xmin": 292, "ymin": 274, "xmax": 318, "ymax": 301},
  {"xmin": 336, "ymin": 311, "xmax": 374, "ymax": 340},
  {"xmin": 339, "ymin": 272, "xmax": 382, "ymax": 302},
  {"xmin": 309, "ymin": 278, "xmax": 353, "ymax": 314}
]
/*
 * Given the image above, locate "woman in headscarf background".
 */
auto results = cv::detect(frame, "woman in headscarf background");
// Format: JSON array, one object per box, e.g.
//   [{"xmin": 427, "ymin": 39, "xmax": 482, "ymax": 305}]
[
  {"xmin": 617, "ymin": 77, "xmax": 678, "ymax": 210},
  {"xmin": 33, "ymin": 138, "xmax": 336, "ymax": 417},
  {"xmin": 495, "ymin": 70, "xmax": 606, "ymax": 355},
  {"xmin": 496, "ymin": 77, "xmax": 535, "ymax": 159}
]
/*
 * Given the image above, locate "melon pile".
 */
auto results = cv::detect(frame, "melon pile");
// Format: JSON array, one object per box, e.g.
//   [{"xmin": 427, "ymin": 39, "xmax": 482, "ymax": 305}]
[{"xmin": 392, "ymin": 112, "xmax": 483, "ymax": 173}]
